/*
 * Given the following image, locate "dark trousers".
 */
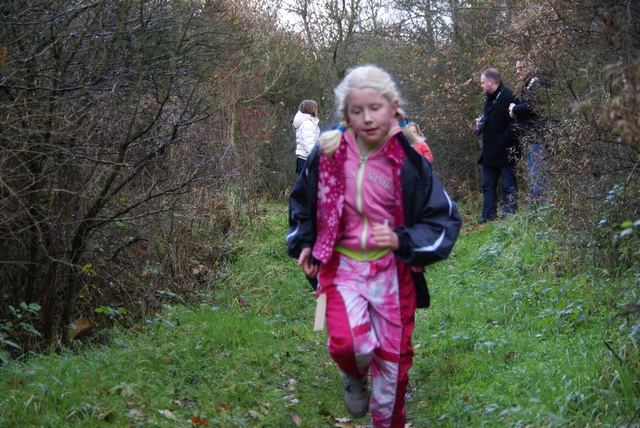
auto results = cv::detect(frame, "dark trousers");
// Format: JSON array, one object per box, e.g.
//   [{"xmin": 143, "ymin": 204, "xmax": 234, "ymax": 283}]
[
  {"xmin": 481, "ymin": 164, "xmax": 518, "ymax": 222},
  {"xmin": 295, "ymin": 157, "xmax": 306, "ymax": 175},
  {"xmin": 527, "ymin": 143, "xmax": 547, "ymax": 205}
]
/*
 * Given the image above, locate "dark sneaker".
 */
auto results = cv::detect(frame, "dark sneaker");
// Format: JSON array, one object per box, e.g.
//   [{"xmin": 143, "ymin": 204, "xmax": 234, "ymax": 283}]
[{"xmin": 343, "ymin": 373, "xmax": 369, "ymax": 418}]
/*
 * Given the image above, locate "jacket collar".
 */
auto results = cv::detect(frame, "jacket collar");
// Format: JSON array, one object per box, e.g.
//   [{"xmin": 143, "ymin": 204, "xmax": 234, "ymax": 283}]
[
  {"xmin": 487, "ymin": 83, "xmax": 504, "ymax": 101},
  {"xmin": 342, "ymin": 121, "xmax": 404, "ymax": 158}
]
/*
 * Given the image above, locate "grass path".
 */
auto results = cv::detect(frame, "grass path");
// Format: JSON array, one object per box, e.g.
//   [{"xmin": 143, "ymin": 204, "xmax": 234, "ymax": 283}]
[{"xmin": 1, "ymin": 203, "xmax": 638, "ymax": 427}]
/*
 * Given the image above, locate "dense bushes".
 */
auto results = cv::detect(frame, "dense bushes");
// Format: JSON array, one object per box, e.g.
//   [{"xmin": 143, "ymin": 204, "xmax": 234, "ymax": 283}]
[
  {"xmin": 0, "ymin": 0, "xmax": 271, "ymax": 354},
  {"xmin": 1, "ymin": 0, "xmax": 638, "ymax": 355}
]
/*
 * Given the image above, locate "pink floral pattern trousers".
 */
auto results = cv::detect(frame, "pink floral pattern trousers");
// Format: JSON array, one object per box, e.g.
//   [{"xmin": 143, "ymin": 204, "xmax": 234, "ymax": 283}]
[{"xmin": 318, "ymin": 251, "xmax": 417, "ymax": 428}]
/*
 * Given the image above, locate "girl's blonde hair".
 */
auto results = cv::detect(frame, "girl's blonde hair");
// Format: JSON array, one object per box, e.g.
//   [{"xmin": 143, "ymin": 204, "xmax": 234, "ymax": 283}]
[
  {"xmin": 320, "ymin": 64, "xmax": 421, "ymax": 157},
  {"xmin": 407, "ymin": 122, "xmax": 423, "ymax": 137}
]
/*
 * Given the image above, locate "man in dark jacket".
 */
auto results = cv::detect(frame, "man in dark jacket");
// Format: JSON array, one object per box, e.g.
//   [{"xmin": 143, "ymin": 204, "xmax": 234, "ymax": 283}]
[{"xmin": 475, "ymin": 68, "xmax": 519, "ymax": 223}]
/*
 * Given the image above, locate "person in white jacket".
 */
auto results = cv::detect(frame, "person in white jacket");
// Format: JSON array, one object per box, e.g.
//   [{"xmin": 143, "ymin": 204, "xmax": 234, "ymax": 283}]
[{"xmin": 294, "ymin": 100, "xmax": 320, "ymax": 174}]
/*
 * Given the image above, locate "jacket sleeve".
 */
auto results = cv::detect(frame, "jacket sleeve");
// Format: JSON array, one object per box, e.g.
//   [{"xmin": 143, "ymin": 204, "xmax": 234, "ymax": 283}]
[
  {"xmin": 512, "ymin": 77, "xmax": 540, "ymax": 118},
  {"xmin": 286, "ymin": 146, "xmax": 319, "ymax": 259},
  {"xmin": 414, "ymin": 141, "xmax": 434, "ymax": 163},
  {"xmin": 511, "ymin": 96, "xmax": 533, "ymax": 117},
  {"xmin": 499, "ymin": 93, "xmax": 518, "ymax": 151},
  {"xmin": 394, "ymin": 159, "xmax": 462, "ymax": 267}
]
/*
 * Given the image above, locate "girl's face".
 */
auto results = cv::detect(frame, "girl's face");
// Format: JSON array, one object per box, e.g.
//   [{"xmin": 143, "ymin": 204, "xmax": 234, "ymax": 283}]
[{"xmin": 346, "ymin": 87, "xmax": 398, "ymax": 148}]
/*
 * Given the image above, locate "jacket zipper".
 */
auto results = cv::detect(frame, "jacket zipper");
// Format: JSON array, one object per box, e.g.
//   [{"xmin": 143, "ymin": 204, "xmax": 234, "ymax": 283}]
[{"xmin": 357, "ymin": 154, "xmax": 368, "ymax": 261}]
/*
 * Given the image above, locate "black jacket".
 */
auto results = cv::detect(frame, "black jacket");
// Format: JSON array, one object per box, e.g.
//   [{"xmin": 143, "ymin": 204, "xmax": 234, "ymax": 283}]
[
  {"xmin": 478, "ymin": 83, "xmax": 519, "ymax": 167},
  {"xmin": 512, "ymin": 75, "xmax": 547, "ymax": 142},
  {"xmin": 287, "ymin": 131, "xmax": 462, "ymax": 307}
]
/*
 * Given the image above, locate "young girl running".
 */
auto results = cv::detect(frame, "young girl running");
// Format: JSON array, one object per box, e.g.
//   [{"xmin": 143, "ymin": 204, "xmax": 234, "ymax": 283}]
[{"xmin": 287, "ymin": 65, "xmax": 461, "ymax": 428}]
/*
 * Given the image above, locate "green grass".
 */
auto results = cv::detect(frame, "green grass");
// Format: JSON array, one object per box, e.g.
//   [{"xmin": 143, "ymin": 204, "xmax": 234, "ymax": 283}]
[{"xmin": 1, "ymin": 202, "xmax": 638, "ymax": 427}]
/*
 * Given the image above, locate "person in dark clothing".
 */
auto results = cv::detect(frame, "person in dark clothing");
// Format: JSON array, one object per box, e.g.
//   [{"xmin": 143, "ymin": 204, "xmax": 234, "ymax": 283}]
[
  {"xmin": 474, "ymin": 68, "xmax": 519, "ymax": 223},
  {"xmin": 509, "ymin": 59, "xmax": 548, "ymax": 206}
]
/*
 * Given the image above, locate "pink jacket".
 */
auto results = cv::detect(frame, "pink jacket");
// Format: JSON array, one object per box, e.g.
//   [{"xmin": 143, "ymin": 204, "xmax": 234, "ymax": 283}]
[
  {"xmin": 336, "ymin": 129, "xmax": 398, "ymax": 253},
  {"xmin": 312, "ymin": 125, "xmax": 406, "ymax": 263}
]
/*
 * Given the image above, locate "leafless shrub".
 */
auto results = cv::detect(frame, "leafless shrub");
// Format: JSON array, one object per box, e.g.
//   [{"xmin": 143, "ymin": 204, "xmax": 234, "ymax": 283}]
[
  {"xmin": 503, "ymin": 0, "xmax": 640, "ymax": 270},
  {"xmin": 0, "ymin": 0, "xmax": 257, "ymax": 350}
]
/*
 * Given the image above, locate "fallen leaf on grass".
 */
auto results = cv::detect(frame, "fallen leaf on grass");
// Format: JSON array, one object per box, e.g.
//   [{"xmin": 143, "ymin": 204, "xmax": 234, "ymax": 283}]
[
  {"xmin": 7, "ymin": 376, "xmax": 26, "ymax": 386},
  {"xmin": 283, "ymin": 377, "xmax": 297, "ymax": 390},
  {"xmin": 109, "ymin": 383, "xmax": 137, "ymax": 397},
  {"xmin": 190, "ymin": 414, "xmax": 209, "ymax": 426},
  {"xmin": 158, "ymin": 409, "xmax": 177, "ymax": 420},
  {"xmin": 247, "ymin": 409, "xmax": 265, "ymax": 420},
  {"xmin": 173, "ymin": 398, "xmax": 198, "ymax": 408},
  {"xmin": 128, "ymin": 409, "xmax": 143, "ymax": 419},
  {"xmin": 291, "ymin": 412, "xmax": 302, "ymax": 425},
  {"xmin": 334, "ymin": 417, "xmax": 369, "ymax": 427},
  {"xmin": 214, "ymin": 402, "xmax": 231, "ymax": 412},
  {"xmin": 282, "ymin": 394, "xmax": 299, "ymax": 406},
  {"xmin": 334, "ymin": 421, "xmax": 368, "ymax": 428}
]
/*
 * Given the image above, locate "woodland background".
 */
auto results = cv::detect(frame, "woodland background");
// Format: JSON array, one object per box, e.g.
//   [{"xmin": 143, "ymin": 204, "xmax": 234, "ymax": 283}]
[{"xmin": 0, "ymin": 0, "xmax": 638, "ymax": 355}]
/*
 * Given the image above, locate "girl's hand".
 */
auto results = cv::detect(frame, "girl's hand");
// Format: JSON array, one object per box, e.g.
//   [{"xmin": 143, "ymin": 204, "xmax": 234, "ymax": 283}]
[
  {"xmin": 372, "ymin": 222, "xmax": 399, "ymax": 250},
  {"xmin": 298, "ymin": 247, "xmax": 319, "ymax": 278}
]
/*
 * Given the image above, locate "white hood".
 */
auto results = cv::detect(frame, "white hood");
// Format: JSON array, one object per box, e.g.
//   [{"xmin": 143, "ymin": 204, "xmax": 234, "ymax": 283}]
[{"xmin": 293, "ymin": 111, "xmax": 319, "ymax": 129}]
